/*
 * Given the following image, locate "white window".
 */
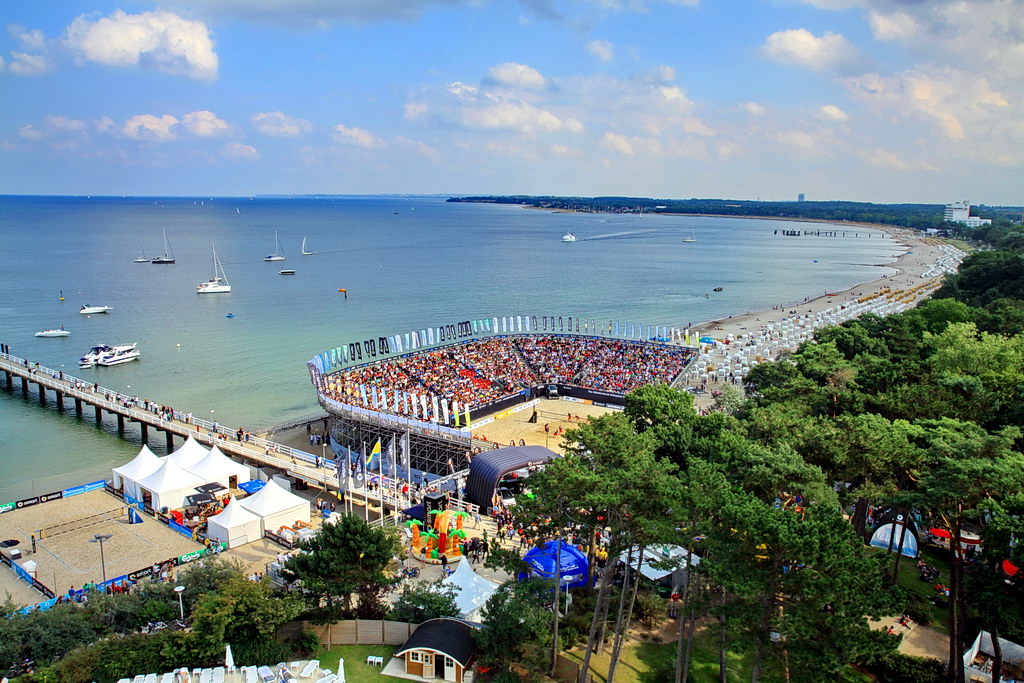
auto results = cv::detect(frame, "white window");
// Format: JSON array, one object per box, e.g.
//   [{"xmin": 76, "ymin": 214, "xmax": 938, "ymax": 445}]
[{"xmin": 410, "ymin": 652, "xmax": 420, "ymax": 662}]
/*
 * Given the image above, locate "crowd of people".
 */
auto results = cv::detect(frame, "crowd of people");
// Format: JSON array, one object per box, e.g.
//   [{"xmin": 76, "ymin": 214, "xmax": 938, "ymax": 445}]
[{"xmin": 321, "ymin": 335, "xmax": 697, "ymax": 422}]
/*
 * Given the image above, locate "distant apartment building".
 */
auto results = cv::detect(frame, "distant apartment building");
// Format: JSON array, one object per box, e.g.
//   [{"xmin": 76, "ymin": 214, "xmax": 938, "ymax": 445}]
[
  {"xmin": 797, "ymin": 193, "xmax": 805, "ymax": 202},
  {"xmin": 944, "ymin": 200, "xmax": 992, "ymax": 227}
]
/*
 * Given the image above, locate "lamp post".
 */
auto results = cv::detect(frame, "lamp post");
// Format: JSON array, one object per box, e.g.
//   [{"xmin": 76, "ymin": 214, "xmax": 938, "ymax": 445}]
[
  {"xmin": 174, "ymin": 585, "xmax": 185, "ymax": 621},
  {"xmin": 89, "ymin": 533, "xmax": 113, "ymax": 591}
]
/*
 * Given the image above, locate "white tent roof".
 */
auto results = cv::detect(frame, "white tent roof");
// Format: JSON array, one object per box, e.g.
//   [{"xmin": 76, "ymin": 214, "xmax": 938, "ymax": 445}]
[
  {"xmin": 113, "ymin": 445, "xmax": 163, "ymax": 482},
  {"xmin": 441, "ymin": 558, "xmax": 500, "ymax": 620},
  {"xmin": 186, "ymin": 445, "xmax": 249, "ymax": 484},
  {"xmin": 618, "ymin": 545, "xmax": 700, "ymax": 582},
  {"xmin": 166, "ymin": 435, "xmax": 209, "ymax": 470},
  {"xmin": 136, "ymin": 457, "xmax": 206, "ymax": 495},
  {"xmin": 208, "ymin": 496, "xmax": 261, "ymax": 529},
  {"xmin": 869, "ymin": 523, "xmax": 919, "ymax": 558},
  {"xmin": 238, "ymin": 478, "xmax": 308, "ymax": 517}
]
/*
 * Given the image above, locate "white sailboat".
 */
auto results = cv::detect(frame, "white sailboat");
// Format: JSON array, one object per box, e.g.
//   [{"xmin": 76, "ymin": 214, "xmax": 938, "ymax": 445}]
[
  {"xmin": 133, "ymin": 246, "xmax": 150, "ymax": 263},
  {"xmin": 151, "ymin": 228, "xmax": 175, "ymax": 264},
  {"xmin": 301, "ymin": 236, "xmax": 315, "ymax": 255},
  {"xmin": 681, "ymin": 232, "xmax": 696, "ymax": 243},
  {"xmin": 35, "ymin": 326, "xmax": 70, "ymax": 338},
  {"xmin": 197, "ymin": 245, "xmax": 231, "ymax": 293},
  {"xmin": 264, "ymin": 231, "xmax": 285, "ymax": 261}
]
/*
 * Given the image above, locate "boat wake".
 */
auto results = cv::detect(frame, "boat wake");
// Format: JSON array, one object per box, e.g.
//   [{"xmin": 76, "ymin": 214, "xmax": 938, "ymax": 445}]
[{"xmin": 580, "ymin": 229, "xmax": 657, "ymax": 241}]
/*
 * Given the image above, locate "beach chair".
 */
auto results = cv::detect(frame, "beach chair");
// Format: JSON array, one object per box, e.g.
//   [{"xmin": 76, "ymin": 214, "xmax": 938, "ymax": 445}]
[
  {"xmin": 314, "ymin": 675, "xmax": 337, "ymax": 683},
  {"xmin": 212, "ymin": 667, "xmax": 225, "ymax": 683},
  {"xmin": 133, "ymin": 676, "xmax": 146, "ymax": 683},
  {"xmin": 200, "ymin": 668, "xmax": 213, "ymax": 683},
  {"xmin": 242, "ymin": 666, "xmax": 257, "ymax": 683},
  {"xmin": 159, "ymin": 674, "xmax": 174, "ymax": 683},
  {"xmin": 144, "ymin": 675, "xmax": 158, "ymax": 683},
  {"xmin": 116, "ymin": 679, "xmax": 132, "ymax": 683},
  {"xmin": 300, "ymin": 660, "xmax": 320, "ymax": 678}
]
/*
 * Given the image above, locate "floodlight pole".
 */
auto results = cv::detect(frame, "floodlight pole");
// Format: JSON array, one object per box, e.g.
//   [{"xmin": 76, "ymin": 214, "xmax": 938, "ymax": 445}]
[
  {"xmin": 89, "ymin": 533, "xmax": 113, "ymax": 592},
  {"xmin": 174, "ymin": 585, "xmax": 185, "ymax": 620}
]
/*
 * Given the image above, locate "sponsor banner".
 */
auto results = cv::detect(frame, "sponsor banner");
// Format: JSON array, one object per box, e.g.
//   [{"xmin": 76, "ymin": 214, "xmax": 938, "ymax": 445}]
[
  {"xmin": 127, "ymin": 566, "xmax": 154, "ymax": 582},
  {"xmin": 39, "ymin": 490, "xmax": 63, "ymax": 504},
  {"xmin": 264, "ymin": 530, "xmax": 295, "ymax": 550},
  {"xmin": 63, "ymin": 480, "xmax": 105, "ymax": 498},
  {"xmin": 14, "ymin": 496, "xmax": 40, "ymax": 510},
  {"xmin": 469, "ymin": 416, "xmax": 495, "ymax": 429},
  {"xmin": 176, "ymin": 544, "xmax": 225, "ymax": 566},
  {"xmin": 0, "ymin": 502, "xmax": 14, "ymax": 514},
  {"xmin": 32, "ymin": 579, "xmax": 55, "ymax": 599},
  {"xmin": 511, "ymin": 399, "xmax": 540, "ymax": 413},
  {"xmin": 169, "ymin": 520, "xmax": 195, "ymax": 540},
  {"xmin": 563, "ymin": 396, "xmax": 584, "ymax": 403}
]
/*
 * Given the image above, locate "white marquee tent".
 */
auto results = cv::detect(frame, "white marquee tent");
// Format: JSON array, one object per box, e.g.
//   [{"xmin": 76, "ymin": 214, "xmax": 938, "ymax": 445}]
[
  {"xmin": 112, "ymin": 445, "xmax": 163, "ymax": 501},
  {"xmin": 186, "ymin": 445, "xmax": 251, "ymax": 488},
  {"xmin": 206, "ymin": 496, "xmax": 263, "ymax": 548},
  {"xmin": 238, "ymin": 479, "xmax": 310, "ymax": 532},
  {"xmin": 135, "ymin": 457, "xmax": 206, "ymax": 511},
  {"xmin": 440, "ymin": 558, "xmax": 500, "ymax": 621},
  {"xmin": 166, "ymin": 435, "xmax": 210, "ymax": 470}
]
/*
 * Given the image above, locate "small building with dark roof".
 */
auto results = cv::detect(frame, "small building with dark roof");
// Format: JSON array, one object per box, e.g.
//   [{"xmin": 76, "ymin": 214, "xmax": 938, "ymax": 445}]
[
  {"xmin": 384, "ymin": 617, "xmax": 479, "ymax": 682},
  {"xmin": 464, "ymin": 445, "xmax": 558, "ymax": 511}
]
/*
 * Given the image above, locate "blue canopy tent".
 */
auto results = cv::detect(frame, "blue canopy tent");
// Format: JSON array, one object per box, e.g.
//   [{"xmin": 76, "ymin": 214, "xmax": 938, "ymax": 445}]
[{"xmin": 519, "ymin": 540, "xmax": 590, "ymax": 589}]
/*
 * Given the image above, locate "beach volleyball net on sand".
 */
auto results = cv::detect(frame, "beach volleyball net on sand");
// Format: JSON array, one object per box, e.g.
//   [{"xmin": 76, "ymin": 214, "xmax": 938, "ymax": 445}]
[{"xmin": 36, "ymin": 506, "xmax": 127, "ymax": 539}]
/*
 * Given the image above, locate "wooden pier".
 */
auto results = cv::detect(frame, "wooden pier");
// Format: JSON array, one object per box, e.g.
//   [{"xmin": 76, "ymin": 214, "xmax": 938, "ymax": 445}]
[{"xmin": 0, "ymin": 352, "xmax": 417, "ymax": 516}]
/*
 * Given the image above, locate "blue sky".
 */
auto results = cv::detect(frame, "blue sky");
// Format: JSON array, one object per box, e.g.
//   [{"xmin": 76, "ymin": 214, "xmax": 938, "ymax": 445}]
[{"xmin": 1, "ymin": 0, "xmax": 1020, "ymax": 203}]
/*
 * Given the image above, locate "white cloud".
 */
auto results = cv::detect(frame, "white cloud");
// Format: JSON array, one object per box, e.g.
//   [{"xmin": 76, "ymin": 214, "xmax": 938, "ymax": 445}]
[
  {"xmin": 417, "ymin": 81, "xmax": 582, "ymax": 135},
  {"xmin": 222, "ymin": 142, "xmax": 260, "ymax": 161},
  {"xmin": 586, "ymin": 40, "xmax": 614, "ymax": 63},
  {"xmin": 601, "ymin": 132, "xmax": 635, "ymax": 155},
  {"xmin": 122, "ymin": 114, "xmax": 179, "ymax": 141},
  {"xmin": 19, "ymin": 125, "xmax": 45, "ymax": 140},
  {"xmin": 9, "ymin": 52, "xmax": 52, "ymax": 76},
  {"xmin": 636, "ymin": 65, "xmax": 676, "ymax": 84},
  {"xmin": 0, "ymin": 55, "xmax": 4, "ymax": 70},
  {"xmin": 859, "ymin": 147, "xmax": 937, "ymax": 171},
  {"xmin": 182, "ymin": 110, "xmax": 230, "ymax": 137},
  {"xmin": 171, "ymin": 0, "xmax": 476, "ymax": 27},
  {"xmin": 761, "ymin": 28, "xmax": 867, "ymax": 75},
  {"xmin": 64, "ymin": 10, "xmax": 218, "ymax": 80},
  {"xmin": 9, "ymin": 25, "xmax": 46, "ymax": 50},
  {"xmin": 818, "ymin": 104, "xmax": 849, "ymax": 122},
  {"xmin": 333, "ymin": 124, "xmax": 381, "ymax": 149},
  {"xmin": 252, "ymin": 111, "xmax": 314, "ymax": 137},
  {"xmin": 43, "ymin": 116, "xmax": 89, "ymax": 132},
  {"xmin": 486, "ymin": 62, "xmax": 547, "ymax": 90},
  {"xmin": 741, "ymin": 102, "xmax": 766, "ymax": 116}
]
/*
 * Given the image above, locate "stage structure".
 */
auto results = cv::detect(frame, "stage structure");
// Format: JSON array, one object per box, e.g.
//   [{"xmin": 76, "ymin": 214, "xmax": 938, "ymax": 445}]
[{"xmin": 309, "ymin": 314, "xmax": 697, "ymax": 478}]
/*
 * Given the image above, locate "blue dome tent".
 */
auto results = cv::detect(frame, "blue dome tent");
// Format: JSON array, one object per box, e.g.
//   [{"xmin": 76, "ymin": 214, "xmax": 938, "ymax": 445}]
[{"xmin": 519, "ymin": 540, "xmax": 590, "ymax": 589}]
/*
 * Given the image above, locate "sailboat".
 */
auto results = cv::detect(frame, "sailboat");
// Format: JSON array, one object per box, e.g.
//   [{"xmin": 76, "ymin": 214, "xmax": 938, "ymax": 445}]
[
  {"xmin": 133, "ymin": 246, "xmax": 150, "ymax": 263},
  {"xmin": 197, "ymin": 245, "xmax": 231, "ymax": 293},
  {"xmin": 301, "ymin": 236, "xmax": 315, "ymax": 255},
  {"xmin": 681, "ymin": 232, "xmax": 697, "ymax": 243},
  {"xmin": 264, "ymin": 231, "xmax": 285, "ymax": 261},
  {"xmin": 151, "ymin": 228, "xmax": 175, "ymax": 264}
]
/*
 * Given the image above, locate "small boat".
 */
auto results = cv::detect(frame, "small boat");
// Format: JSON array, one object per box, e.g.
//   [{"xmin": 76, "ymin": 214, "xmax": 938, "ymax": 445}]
[
  {"xmin": 393, "ymin": 210, "xmax": 399, "ymax": 215},
  {"xmin": 279, "ymin": 268, "xmax": 296, "ymax": 275},
  {"xmin": 225, "ymin": 313, "xmax": 235, "ymax": 318},
  {"xmin": 301, "ymin": 236, "xmax": 315, "ymax": 255},
  {"xmin": 712, "ymin": 287, "xmax": 723, "ymax": 292},
  {"xmin": 133, "ymin": 246, "xmax": 150, "ymax": 263},
  {"xmin": 35, "ymin": 326, "xmax": 70, "ymax": 338},
  {"xmin": 264, "ymin": 231, "xmax": 286, "ymax": 261},
  {"xmin": 197, "ymin": 245, "xmax": 232, "ymax": 293},
  {"xmin": 97, "ymin": 343, "xmax": 140, "ymax": 366},
  {"xmin": 80, "ymin": 305, "xmax": 113, "ymax": 314},
  {"xmin": 151, "ymin": 228, "xmax": 175, "ymax": 264},
  {"xmin": 681, "ymin": 232, "xmax": 696, "ymax": 243},
  {"xmin": 562, "ymin": 232, "xmax": 577, "ymax": 242},
  {"xmin": 79, "ymin": 343, "xmax": 135, "ymax": 368}
]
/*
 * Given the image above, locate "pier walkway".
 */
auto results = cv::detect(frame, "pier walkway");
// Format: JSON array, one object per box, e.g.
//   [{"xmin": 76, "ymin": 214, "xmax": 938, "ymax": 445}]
[{"xmin": 0, "ymin": 352, "xmax": 468, "ymax": 519}]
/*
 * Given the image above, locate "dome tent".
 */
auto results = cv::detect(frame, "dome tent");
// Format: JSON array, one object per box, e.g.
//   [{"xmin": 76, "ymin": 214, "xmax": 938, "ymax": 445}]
[
  {"xmin": 238, "ymin": 478, "xmax": 310, "ymax": 532},
  {"xmin": 186, "ymin": 444, "xmax": 251, "ymax": 489},
  {"xmin": 135, "ymin": 457, "xmax": 206, "ymax": 511},
  {"xmin": 441, "ymin": 558, "xmax": 500, "ymax": 621},
  {"xmin": 112, "ymin": 445, "xmax": 162, "ymax": 501},
  {"xmin": 206, "ymin": 496, "xmax": 262, "ymax": 548},
  {"xmin": 166, "ymin": 435, "xmax": 209, "ymax": 470}
]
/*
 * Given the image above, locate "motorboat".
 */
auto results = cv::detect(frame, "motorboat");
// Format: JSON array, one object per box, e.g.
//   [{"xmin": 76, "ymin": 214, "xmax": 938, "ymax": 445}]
[
  {"xmin": 301, "ymin": 236, "xmax": 315, "ymax": 255},
  {"xmin": 35, "ymin": 326, "xmax": 70, "ymax": 338},
  {"xmin": 80, "ymin": 305, "xmax": 113, "ymax": 314},
  {"xmin": 151, "ymin": 228, "xmax": 175, "ymax": 264},
  {"xmin": 264, "ymin": 231, "xmax": 286, "ymax": 261},
  {"xmin": 197, "ymin": 245, "xmax": 231, "ymax": 293},
  {"xmin": 712, "ymin": 287, "xmax": 723, "ymax": 292},
  {"xmin": 279, "ymin": 268, "xmax": 296, "ymax": 275},
  {"xmin": 97, "ymin": 343, "xmax": 140, "ymax": 366},
  {"xmin": 562, "ymin": 232, "xmax": 577, "ymax": 242},
  {"xmin": 79, "ymin": 343, "xmax": 136, "ymax": 368}
]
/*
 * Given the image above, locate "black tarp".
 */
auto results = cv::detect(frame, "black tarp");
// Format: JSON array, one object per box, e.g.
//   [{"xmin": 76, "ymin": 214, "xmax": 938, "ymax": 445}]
[{"xmin": 465, "ymin": 445, "xmax": 558, "ymax": 510}]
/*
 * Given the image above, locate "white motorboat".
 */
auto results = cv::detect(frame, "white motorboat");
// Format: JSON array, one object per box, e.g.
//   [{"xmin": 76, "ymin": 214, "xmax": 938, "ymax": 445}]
[
  {"xmin": 197, "ymin": 245, "xmax": 232, "ymax": 293},
  {"xmin": 151, "ymin": 228, "xmax": 175, "ymax": 264},
  {"xmin": 80, "ymin": 305, "xmax": 113, "ymax": 314},
  {"xmin": 301, "ymin": 236, "xmax": 315, "ymax": 255},
  {"xmin": 79, "ymin": 343, "xmax": 135, "ymax": 367},
  {"xmin": 35, "ymin": 326, "xmax": 70, "ymax": 338},
  {"xmin": 97, "ymin": 343, "xmax": 140, "ymax": 366},
  {"xmin": 279, "ymin": 268, "xmax": 296, "ymax": 275},
  {"xmin": 562, "ymin": 232, "xmax": 577, "ymax": 242},
  {"xmin": 264, "ymin": 231, "xmax": 286, "ymax": 261}
]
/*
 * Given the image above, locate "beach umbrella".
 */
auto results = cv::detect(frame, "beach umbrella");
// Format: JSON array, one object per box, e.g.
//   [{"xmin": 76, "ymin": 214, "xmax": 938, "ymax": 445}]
[
  {"xmin": 225, "ymin": 644, "xmax": 235, "ymax": 671},
  {"xmin": 338, "ymin": 657, "xmax": 346, "ymax": 682}
]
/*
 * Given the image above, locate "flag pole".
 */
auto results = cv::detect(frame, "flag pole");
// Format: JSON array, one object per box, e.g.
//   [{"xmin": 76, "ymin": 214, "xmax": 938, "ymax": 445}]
[{"xmin": 361, "ymin": 439, "xmax": 368, "ymax": 522}]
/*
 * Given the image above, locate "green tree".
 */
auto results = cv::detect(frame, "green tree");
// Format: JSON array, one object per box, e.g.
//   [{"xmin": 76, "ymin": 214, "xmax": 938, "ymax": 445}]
[
  {"xmin": 474, "ymin": 580, "xmax": 553, "ymax": 678},
  {"xmin": 390, "ymin": 580, "xmax": 460, "ymax": 623},
  {"xmin": 284, "ymin": 514, "xmax": 401, "ymax": 618}
]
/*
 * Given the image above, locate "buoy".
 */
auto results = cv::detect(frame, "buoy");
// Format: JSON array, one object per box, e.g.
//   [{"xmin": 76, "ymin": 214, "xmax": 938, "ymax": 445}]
[
  {"xmin": 337, "ymin": 288, "xmax": 347, "ymax": 299},
  {"xmin": 59, "ymin": 290, "xmax": 64, "ymax": 302}
]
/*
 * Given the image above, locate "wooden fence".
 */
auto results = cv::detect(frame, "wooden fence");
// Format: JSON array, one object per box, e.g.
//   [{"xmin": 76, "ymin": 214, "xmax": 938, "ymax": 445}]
[{"xmin": 282, "ymin": 619, "xmax": 418, "ymax": 647}]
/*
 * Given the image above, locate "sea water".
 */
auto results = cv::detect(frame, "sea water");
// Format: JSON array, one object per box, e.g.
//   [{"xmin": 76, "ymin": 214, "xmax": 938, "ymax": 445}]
[{"xmin": 0, "ymin": 195, "xmax": 903, "ymax": 500}]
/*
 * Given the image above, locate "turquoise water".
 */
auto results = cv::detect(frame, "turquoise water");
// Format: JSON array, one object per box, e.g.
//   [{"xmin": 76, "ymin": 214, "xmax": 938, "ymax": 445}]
[{"xmin": 0, "ymin": 196, "xmax": 902, "ymax": 500}]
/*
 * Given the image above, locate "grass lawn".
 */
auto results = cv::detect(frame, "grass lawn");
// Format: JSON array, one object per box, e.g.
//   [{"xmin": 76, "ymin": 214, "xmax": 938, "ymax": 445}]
[
  {"xmin": 312, "ymin": 644, "xmax": 397, "ymax": 682},
  {"xmin": 890, "ymin": 544, "xmax": 953, "ymax": 635}
]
